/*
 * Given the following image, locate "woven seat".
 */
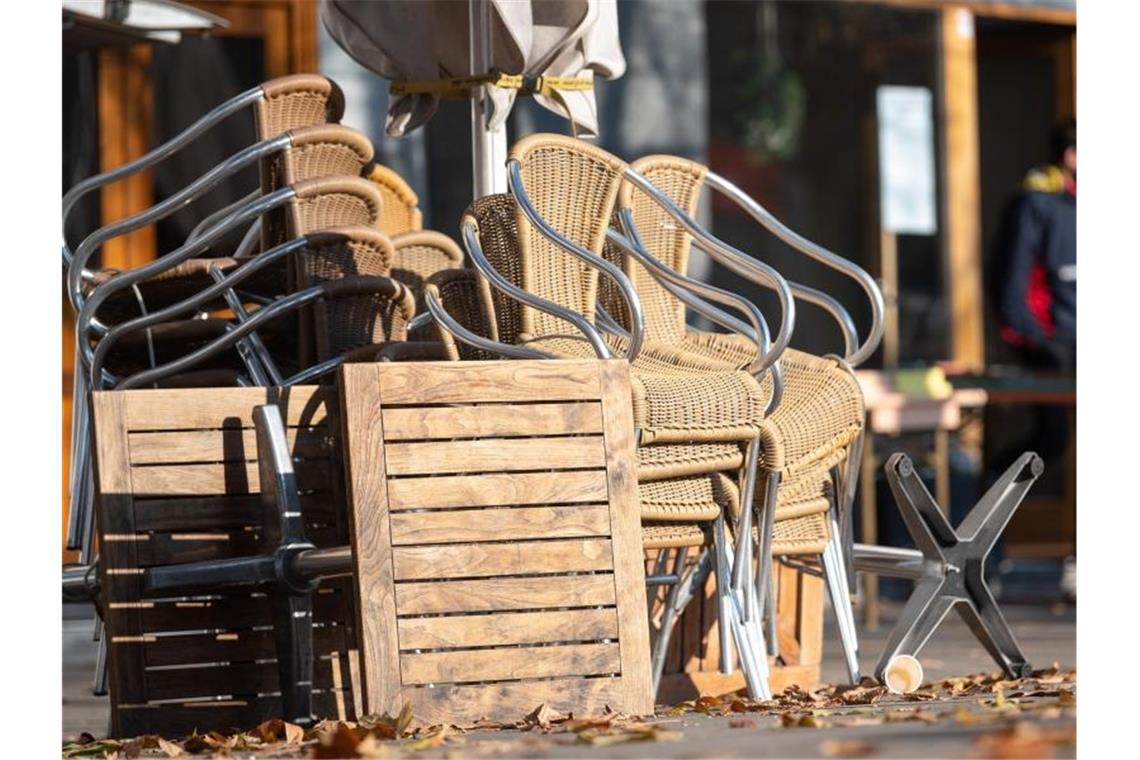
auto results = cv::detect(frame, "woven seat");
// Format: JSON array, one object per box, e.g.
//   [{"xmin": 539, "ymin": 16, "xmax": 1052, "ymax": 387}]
[
  {"xmin": 643, "ymin": 523, "xmax": 708, "ymax": 550},
  {"xmin": 771, "ymin": 513, "xmax": 831, "ymax": 557},
  {"xmin": 463, "ymin": 190, "xmax": 767, "ymax": 449},
  {"xmin": 683, "ymin": 333, "xmax": 864, "ymax": 476},
  {"xmin": 638, "ymin": 442, "xmax": 744, "ymax": 482},
  {"xmin": 639, "ymin": 472, "xmax": 737, "ymax": 522}
]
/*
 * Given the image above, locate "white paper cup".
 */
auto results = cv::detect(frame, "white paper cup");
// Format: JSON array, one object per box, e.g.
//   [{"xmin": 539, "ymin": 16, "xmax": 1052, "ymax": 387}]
[{"xmin": 884, "ymin": 654, "xmax": 924, "ymax": 694}]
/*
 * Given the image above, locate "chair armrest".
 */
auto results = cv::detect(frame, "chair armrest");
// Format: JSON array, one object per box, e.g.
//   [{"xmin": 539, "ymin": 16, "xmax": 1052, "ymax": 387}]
[
  {"xmin": 462, "ymin": 216, "xmax": 613, "ymax": 360},
  {"xmin": 706, "ymin": 170, "xmax": 884, "ymax": 366},
  {"xmin": 507, "ymin": 159, "xmax": 646, "ymax": 363},
  {"xmin": 62, "ymin": 85, "xmax": 266, "ymax": 259},
  {"xmin": 68, "ymin": 135, "xmax": 291, "ymax": 312},
  {"xmin": 621, "ymin": 166, "xmax": 796, "ymax": 372},
  {"xmin": 424, "ymin": 283, "xmax": 552, "ymax": 360},
  {"xmin": 114, "ymin": 276, "xmax": 408, "ymax": 390},
  {"xmin": 76, "ymin": 186, "xmax": 297, "ymax": 363},
  {"xmin": 89, "ymin": 233, "xmax": 314, "ymax": 388}
]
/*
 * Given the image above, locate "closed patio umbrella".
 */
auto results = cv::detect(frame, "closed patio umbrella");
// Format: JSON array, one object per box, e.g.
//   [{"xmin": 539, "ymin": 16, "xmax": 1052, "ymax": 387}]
[{"xmin": 320, "ymin": 0, "xmax": 625, "ymax": 196}]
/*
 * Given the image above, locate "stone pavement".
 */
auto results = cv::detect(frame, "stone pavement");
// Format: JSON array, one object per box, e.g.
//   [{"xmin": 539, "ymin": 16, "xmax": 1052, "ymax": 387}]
[{"xmin": 63, "ymin": 601, "xmax": 1075, "ymax": 757}]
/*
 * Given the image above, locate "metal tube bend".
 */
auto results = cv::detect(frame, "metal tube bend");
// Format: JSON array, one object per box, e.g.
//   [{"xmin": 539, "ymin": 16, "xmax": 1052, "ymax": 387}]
[{"xmin": 507, "ymin": 159, "xmax": 646, "ymax": 364}]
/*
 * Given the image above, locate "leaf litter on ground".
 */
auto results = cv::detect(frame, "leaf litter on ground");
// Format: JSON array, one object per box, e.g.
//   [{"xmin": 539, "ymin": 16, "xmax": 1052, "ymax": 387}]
[{"xmin": 60, "ymin": 667, "xmax": 1074, "ymax": 757}]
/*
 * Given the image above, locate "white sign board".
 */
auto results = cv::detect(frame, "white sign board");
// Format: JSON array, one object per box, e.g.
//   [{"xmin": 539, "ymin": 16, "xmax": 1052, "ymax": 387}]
[{"xmin": 876, "ymin": 86, "xmax": 937, "ymax": 235}]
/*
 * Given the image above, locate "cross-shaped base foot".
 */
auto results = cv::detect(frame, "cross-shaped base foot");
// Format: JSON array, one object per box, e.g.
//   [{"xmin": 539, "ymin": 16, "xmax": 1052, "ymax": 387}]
[{"xmin": 874, "ymin": 452, "xmax": 1044, "ymax": 681}]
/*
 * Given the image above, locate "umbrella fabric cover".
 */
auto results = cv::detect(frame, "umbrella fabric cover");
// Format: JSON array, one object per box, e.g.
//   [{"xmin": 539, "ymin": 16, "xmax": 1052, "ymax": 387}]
[{"xmin": 320, "ymin": 0, "xmax": 625, "ymax": 138}]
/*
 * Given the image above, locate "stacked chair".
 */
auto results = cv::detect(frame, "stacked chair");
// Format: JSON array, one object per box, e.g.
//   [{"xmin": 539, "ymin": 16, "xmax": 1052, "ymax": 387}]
[
  {"xmin": 426, "ymin": 134, "xmax": 885, "ymax": 695},
  {"xmin": 62, "ymin": 75, "xmax": 461, "ymax": 699},
  {"xmin": 425, "ymin": 134, "xmax": 804, "ymax": 697},
  {"xmin": 66, "ymin": 72, "xmax": 888, "ymax": 725},
  {"xmin": 605, "ymin": 155, "xmax": 885, "ymax": 683}
]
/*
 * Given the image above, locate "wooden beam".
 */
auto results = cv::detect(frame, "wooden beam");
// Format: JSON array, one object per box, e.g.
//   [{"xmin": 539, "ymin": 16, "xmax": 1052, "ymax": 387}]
[
  {"xmin": 1053, "ymin": 30, "xmax": 1076, "ymax": 121},
  {"xmin": 96, "ymin": 45, "xmax": 155, "ymax": 271},
  {"xmin": 940, "ymin": 6, "xmax": 986, "ymax": 370},
  {"xmin": 860, "ymin": 0, "xmax": 1075, "ymax": 26}
]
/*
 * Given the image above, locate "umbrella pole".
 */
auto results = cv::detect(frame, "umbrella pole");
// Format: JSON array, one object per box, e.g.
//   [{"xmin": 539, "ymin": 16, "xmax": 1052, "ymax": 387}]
[{"xmin": 470, "ymin": 0, "xmax": 507, "ymax": 198}]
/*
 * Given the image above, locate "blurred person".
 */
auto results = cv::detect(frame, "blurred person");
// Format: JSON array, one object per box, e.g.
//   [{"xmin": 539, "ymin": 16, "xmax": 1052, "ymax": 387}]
[
  {"xmin": 991, "ymin": 119, "xmax": 1076, "ymax": 371},
  {"xmin": 987, "ymin": 119, "xmax": 1076, "ymax": 601}
]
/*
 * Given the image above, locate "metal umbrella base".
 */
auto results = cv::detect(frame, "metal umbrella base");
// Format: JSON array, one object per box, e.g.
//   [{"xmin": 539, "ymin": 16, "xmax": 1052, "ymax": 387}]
[{"xmin": 852, "ymin": 452, "xmax": 1044, "ymax": 681}]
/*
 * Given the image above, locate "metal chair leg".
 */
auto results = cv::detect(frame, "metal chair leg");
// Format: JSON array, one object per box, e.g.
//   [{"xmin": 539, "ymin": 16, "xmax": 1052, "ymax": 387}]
[
  {"xmin": 718, "ymin": 529, "xmax": 772, "ymax": 700},
  {"xmin": 66, "ymin": 353, "xmax": 89, "ymax": 550},
  {"xmin": 92, "ymin": 625, "xmax": 108, "ymax": 696},
  {"xmin": 821, "ymin": 535, "xmax": 861, "ymax": 684},
  {"xmin": 838, "ymin": 433, "xmax": 865, "ymax": 593},
  {"xmin": 712, "ymin": 513, "xmax": 735, "ymax": 675},
  {"xmin": 650, "ymin": 546, "xmax": 692, "ymax": 692},
  {"xmin": 647, "ymin": 549, "xmax": 664, "ymax": 619},
  {"xmin": 753, "ymin": 473, "xmax": 779, "ymax": 657}
]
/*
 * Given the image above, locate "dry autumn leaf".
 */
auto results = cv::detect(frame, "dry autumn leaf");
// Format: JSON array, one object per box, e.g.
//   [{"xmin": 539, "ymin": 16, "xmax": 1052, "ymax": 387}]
[
  {"xmin": 973, "ymin": 721, "xmax": 1075, "ymax": 759},
  {"xmin": 523, "ymin": 703, "xmax": 561, "ymax": 731},
  {"xmin": 819, "ymin": 738, "xmax": 877, "ymax": 758},
  {"xmin": 156, "ymin": 738, "xmax": 184, "ymax": 758},
  {"xmin": 312, "ymin": 723, "xmax": 369, "ymax": 759},
  {"xmin": 405, "ymin": 728, "xmax": 451, "ymax": 752},
  {"xmin": 780, "ymin": 713, "xmax": 821, "ymax": 728}
]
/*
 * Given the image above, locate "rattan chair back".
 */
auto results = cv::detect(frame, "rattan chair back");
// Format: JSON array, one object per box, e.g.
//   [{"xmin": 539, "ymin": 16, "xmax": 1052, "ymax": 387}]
[
  {"xmin": 260, "ymin": 125, "xmax": 375, "ymax": 253},
  {"xmin": 510, "ymin": 134, "xmax": 627, "ymax": 338},
  {"xmin": 365, "ymin": 163, "xmax": 424, "ymax": 234},
  {"xmin": 293, "ymin": 227, "xmax": 413, "ymax": 361},
  {"xmin": 425, "ymin": 269, "xmax": 502, "ymax": 362},
  {"xmin": 254, "ymin": 74, "xmax": 346, "ymax": 141},
  {"xmin": 612, "ymin": 155, "xmax": 709, "ymax": 341}
]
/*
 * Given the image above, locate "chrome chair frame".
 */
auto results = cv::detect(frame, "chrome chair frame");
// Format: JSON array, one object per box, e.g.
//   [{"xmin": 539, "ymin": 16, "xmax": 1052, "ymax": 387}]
[{"xmin": 627, "ymin": 163, "xmax": 887, "ymax": 683}]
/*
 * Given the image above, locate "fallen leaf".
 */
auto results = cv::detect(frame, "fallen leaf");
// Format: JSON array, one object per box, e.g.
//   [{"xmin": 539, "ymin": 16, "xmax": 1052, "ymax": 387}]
[
  {"xmin": 728, "ymin": 719, "xmax": 756, "ymax": 729},
  {"xmin": 156, "ymin": 738, "xmax": 184, "ymax": 758},
  {"xmin": 312, "ymin": 723, "xmax": 368, "ymax": 759},
  {"xmin": 1058, "ymin": 691, "xmax": 1076, "ymax": 706},
  {"xmin": 359, "ymin": 703, "xmax": 415, "ymax": 740},
  {"xmin": 523, "ymin": 703, "xmax": 560, "ymax": 731},
  {"xmin": 780, "ymin": 713, "xmax": 820, "ymax": 728},
  {"xmin": 972, "ymin": 721, "xmax": 1075, "ymax": 759},
  {"xmin": 62, "ymin": 740, "xmax": 122, "ymax": 758},
  {"xmin": 819, "ymin": 738, "xmax": 877, "ymax": 757},
  {"xmin": 120, "ymin": 735, "xmax": 160, "ymax": 758},
  {"xmin": 405, "ymin": 727, "xmax": 450, "ymax": 752}
]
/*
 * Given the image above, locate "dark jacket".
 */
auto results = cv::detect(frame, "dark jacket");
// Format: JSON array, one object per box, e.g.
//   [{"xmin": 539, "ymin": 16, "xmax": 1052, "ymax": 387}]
[{"xmin": 991, "ymin": 165, "xmax": 1076, "ymax": 355}]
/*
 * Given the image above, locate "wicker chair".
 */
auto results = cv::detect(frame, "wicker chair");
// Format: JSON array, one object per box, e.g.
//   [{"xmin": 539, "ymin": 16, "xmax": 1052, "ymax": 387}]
[
  {"xmin": 424, "ymin": 266, "xmax": 747, "ymax": 695},
  {"xmin": 81, "ymin": 124, "xmax": 377, "ymax": 334},
  {"xmin": 94, "ymin": 227, "xmax": 414, "ymax": 390},
  {"xmin": 63, "ymin": 77, "xmax": 346, "ymax": 570},
  {"xmin": 425, "ymin": 139, "xmax": 793, "ymax": 696},
  {"xmin": 602, "ymin": 153, "xmax": 887, "ymax": 682},
  {"xmin": 90, "ymin": 172, "xmax": 389, "ymax": 367}
]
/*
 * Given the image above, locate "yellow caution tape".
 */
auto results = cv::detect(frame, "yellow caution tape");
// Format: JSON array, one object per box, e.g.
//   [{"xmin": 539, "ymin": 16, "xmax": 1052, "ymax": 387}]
[{"xmin": 390, "ymin": 71, "xmax": 593, "ymax": 100}]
